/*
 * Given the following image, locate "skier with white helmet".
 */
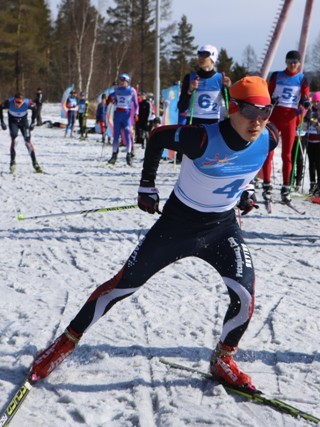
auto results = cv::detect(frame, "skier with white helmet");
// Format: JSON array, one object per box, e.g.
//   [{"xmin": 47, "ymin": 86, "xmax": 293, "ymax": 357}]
[
  {"xmin": 178, "ymin": 44, "xmax": 231, "ymax": 125},
  {"xmin": 176, "ymin": 45, "xmax": 232, "ymax": 163}
]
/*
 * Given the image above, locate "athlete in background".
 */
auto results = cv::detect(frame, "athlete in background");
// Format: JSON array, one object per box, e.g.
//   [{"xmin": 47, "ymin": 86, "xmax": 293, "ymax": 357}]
[
  {"xmin": 0, "ymin": 93, "xmax": 42, "ymax": 173},
  {"xmin": 178, "ymin": 44, "xmax": 231, "ymax": 125},
  {"xmin": 177, "ymin": 44, "xmax": 231, "ymax": 162},
  {"xmin": 107, "ymin": 73, "xmax": 139, "ymax": 166},
  {"xmin": 261, "ymin": 50, "xmax": 310, "ymax": 203}
]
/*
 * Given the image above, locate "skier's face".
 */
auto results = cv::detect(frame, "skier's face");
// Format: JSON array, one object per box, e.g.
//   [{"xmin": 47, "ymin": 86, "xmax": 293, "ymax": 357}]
[
  {"xmin": 119, "ymin": 77, "xmax": 129, "ymax": 87},
  {"xmin": 14, "ymin": 97, "xmax": 24, "ymax": 107},
  {"xmin": 286, "ymin": 60, "xmax": 300, "ymax": 73},
  {"xmin": 197, "ymin": 53, "xmax": 214, "ymax": 71},
  {"xmin": 230, "ymin": 109, "xmax": 269, "ymax": 142}
]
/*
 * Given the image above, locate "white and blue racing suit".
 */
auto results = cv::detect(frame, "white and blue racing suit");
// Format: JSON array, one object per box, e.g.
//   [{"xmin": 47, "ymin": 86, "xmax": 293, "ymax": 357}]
[{"xmin": 68, "ymin": 120, "xmax": 278, "ymax": 350}]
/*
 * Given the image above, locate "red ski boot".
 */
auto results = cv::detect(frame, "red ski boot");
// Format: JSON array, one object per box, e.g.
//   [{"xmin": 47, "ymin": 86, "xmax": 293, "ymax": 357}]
[
  {"xmin": 210, "ymin": 341, "xmax": 253, "ymax": 388},
  {"xmin": 30, "ymin": 327, "xmax": 82, "ymax": 381}
]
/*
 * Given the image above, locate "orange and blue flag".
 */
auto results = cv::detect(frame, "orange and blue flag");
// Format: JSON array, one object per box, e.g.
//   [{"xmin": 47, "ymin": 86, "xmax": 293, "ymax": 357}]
[
  {"xmin": 161, "ymin": 84, "xmax": 180, "ymax": 159},
  {"xmin": 161, "ymin": 84, "xmax": 180, "ymax": 125}
]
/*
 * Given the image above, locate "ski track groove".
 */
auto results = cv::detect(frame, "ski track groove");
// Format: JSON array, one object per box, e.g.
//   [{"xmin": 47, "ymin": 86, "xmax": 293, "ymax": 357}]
[
  {"xmin": 267, "ymin": 298, "xmax": 286, "ymax": 396},
  {"xmin": 134, "ymin": 298, "xmax": 158, "ymax": 427},
  {"xmin": 50, "ymin": 290, "xmax": 70, "ymax": 341}
]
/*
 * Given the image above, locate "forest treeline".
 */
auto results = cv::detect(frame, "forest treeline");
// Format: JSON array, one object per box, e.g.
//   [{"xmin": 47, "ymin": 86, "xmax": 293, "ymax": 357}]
[{"xmin": 0, "ymin": 0, "xmax": 319, "ymax": 101}]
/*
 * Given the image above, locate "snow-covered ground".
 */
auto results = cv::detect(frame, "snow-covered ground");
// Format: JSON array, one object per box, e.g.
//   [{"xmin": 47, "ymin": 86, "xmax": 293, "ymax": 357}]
[{"xmin": 0, "ymin": 103, "xmax": 319, "ymax": 426}]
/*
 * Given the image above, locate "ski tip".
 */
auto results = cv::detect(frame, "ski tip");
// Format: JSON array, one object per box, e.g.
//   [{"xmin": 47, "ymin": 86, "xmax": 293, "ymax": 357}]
[
  {"xmin": 246, "ymin": 384, "xmax": 263, "ymax": 395},
  {"xmin": 17, "ymin": 213, "xmax": 24, "ymax": 221}
]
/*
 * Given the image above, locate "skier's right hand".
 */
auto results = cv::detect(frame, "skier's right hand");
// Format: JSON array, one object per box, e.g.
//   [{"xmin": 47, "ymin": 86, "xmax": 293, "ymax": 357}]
[
  {"xmin": 189, "ymin": 75, "xmax": 199, "ymax": 93},
  {"xmin": 138, "ymin": 180, "xmax": 161, "ymax": 214},
  {"xmin": 1, "ymin": 121, "xmax": 7, "ymax": 130}
]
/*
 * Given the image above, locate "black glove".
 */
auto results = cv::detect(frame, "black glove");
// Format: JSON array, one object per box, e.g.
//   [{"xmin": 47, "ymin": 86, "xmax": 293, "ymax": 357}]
[
  {"xmin": 238, "ymin": 188, "xmax": 259, "ymax": 216},
  {"xmin": 138, "ymin": 180, "xmax": 161, "ymax": 214},
  {"xmin": 303, "ymin": 100, "xmax": 311, "ymax": 109},
  {"xmin": 30, "ymin": 122, "xmax": 35, "ymax": 131},
  {"xmin": 1, "ymin": 121, "xmax": 7, "ymax": 131}
]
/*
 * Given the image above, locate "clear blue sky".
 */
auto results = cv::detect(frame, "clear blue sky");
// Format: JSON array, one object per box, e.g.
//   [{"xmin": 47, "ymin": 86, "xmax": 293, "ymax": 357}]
[{"xmin": 48, "ymin": 0, "xmax": 320, "ymax": 71}]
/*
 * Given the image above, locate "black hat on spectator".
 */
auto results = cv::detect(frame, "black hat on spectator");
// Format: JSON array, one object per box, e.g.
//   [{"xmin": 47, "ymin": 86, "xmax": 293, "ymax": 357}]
[{"xmin": 285, "ymin": 50, "xmax": 301, "ymax": 61}]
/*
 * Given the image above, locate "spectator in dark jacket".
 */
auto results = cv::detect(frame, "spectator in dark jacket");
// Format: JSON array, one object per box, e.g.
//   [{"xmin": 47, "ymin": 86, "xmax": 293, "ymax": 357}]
[{"xmin": 34, "ymin": 87, "xmax": 44, "ymax": 126}]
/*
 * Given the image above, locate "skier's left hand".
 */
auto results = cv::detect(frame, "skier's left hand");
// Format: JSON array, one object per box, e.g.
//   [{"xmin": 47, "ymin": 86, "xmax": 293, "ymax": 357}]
[
  {"xmin": 222, "ymin": 71, "xmax": 232, "ymax": 88},
  {"xmin": 238, "ymin": 188, "xmax": 259, "ymax": 216}
]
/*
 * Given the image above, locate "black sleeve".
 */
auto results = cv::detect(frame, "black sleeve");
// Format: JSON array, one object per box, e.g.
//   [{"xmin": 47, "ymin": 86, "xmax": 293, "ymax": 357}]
[
  {"xmin": 177, "ymin": 74, "xmax": 192, "ymax": 113},
  {"xmin": 266, "ymin": 121, "xmax": 279, "ymax": 151},
  {"xmin": 28, "ymin": 101, "xmax": 37, "ymax": 122},
  {"xmin": 141, "ymin": 125, "xmax": 208, "ymax": 182},
  {"xmin": 0, "ymin": 100, "xmax": 9, "ymax": 121},
  {"xmin": 31, "ymin": 108, "xmax": 37, "ymax": 122}
]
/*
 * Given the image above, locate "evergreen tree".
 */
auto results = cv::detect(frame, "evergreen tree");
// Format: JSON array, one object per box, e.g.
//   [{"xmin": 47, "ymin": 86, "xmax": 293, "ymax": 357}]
[
  {"xmin": 105, "ymin": 0, "xmax": 173, "ymax": 93},
  {"xmin": 170, "ymin": 15, "xmax": 197, "ymax": 83},
  {"xmin": 0, "ymin": 0, "xmax": 52, "ymax": 96},
  {"xmin": 215, "ymin": 48, "xmax": 233, "ymax": 76},
  {"xmin": 159, "ymin": 22, "xmax": 176, "ymax": 88},
  {"xmin": 216, "ymin": 48, "xmax": 248, "ymax": 84},
  {"xmin": 231, "ymin": 63, "xmax": 248, "ymax": 82},
  {"xmin": 106, "ymin": 0, "xmax": 155, "ymax": 91}
]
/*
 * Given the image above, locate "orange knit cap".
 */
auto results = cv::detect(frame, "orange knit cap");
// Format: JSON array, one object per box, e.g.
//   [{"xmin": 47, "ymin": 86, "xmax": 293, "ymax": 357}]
[{"xmin": 229, "ymin": 76, "xmax": 271, "ymax": 106}]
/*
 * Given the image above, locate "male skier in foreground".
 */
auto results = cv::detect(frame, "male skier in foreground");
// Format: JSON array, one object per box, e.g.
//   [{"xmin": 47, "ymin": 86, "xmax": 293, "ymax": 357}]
[{"xmin": 30, "ymin": 76, "xmax": 278, "ymax": 389}]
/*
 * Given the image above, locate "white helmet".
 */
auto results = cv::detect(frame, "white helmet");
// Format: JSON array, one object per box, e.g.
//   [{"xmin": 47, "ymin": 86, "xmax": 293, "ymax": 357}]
[
  {"xmin": 119, "ymin": 73, "xmax": 131, "ymax": 82},
  {"xmin": 197, "ymin": 45, "xmax": 218, "ymax": 63}
]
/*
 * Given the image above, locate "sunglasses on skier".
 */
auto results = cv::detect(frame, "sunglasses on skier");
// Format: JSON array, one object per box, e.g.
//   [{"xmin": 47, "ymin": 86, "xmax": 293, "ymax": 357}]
[
  {"xmin": 230, "ymin": 99, "xmax": 273, "ymax": 121},
  {"xmin": 197, "ymin": 51, "xmax": 211, "ymax": 58}
]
